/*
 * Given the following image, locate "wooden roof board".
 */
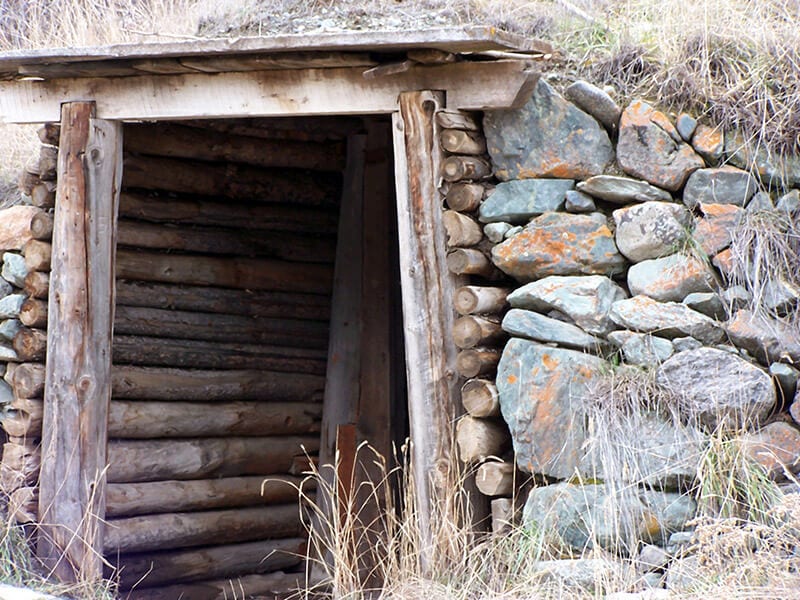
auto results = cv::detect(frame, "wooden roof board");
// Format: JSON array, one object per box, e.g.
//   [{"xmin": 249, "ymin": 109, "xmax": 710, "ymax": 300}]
[{"xmin": 0, "ymin": 27, "xmax": 552, "ymax": 80}]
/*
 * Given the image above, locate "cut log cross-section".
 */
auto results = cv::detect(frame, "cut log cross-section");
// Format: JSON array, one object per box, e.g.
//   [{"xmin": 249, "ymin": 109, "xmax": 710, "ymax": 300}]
[{"xmin": 37, "ymin": 102, "xmax": 122, "ymax": 584}]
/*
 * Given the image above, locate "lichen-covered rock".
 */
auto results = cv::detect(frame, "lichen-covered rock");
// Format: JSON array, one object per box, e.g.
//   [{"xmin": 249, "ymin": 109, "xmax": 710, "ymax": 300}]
[
  {"xmin": 1, "ymin": 252, "xmax": 28, "ymax": 288},
  {"xmin": 0, "ymin": 319, "xmax": 22, "ymax": 342},
  {"xmin": 478, "ymin": 179, "xmax": 573, "ymax": 223},
  {"xmin": 769, "ymin": 362, "xmax": 799, "ymax": 402},
  {"xmin": 577, "ymin": 175, "xmax": 672, "ymax": 204},
  {"xmin": 565, "ymin": 190, "xmax": 597, "ymax": 213},
  {"xmin": 491, "ymin": 212, "xmax": 627, "ymax": 280},
  {"xmin": 656, "ymin": 347, "xmax": 775, "ymax": 430},
  {"xmin": 607, "ymin": 331, "xmax": 674, "ymax": 366},
  {"xmin": 0, "ymin": 294, "xmax": 27, "ymax": 320},
  {"xmin": 726, "ymin": 130, "xmax": 800, "ymax": 187},
  {"xmin": 497, "ymin": 339, "xmax": 607, "ymax": 478},
  {"xmin": 682, "ymin": 166, "xmax": 758, "ymax": 209},
  {"xmin": 627, "ymin": 253, "xmax": 716, "ymax": 303},
  {"xmin": 742, "ymin": 421, "xmax": 800, "ymax": 477},
  {"xmin": 683, "ymin": 292, "xmax": 726, "ymax": 321},
  {"xmin": 484, "ymin": 79, "xmax": 614, "ymax": 181},
  {"xmin": 609, "ymin": 295, "xmax": 725, "ymax": 344},
  {"xmin": 692, "ymin": 124, "xmax": 724, "ymax": 165},
  {"xmin": 501, "ymin": 308, "xmax": 608, "ymax": 352},
  {"xmin": 565, "ymin": 80, "xmax": 622, "ymax": 132},
  {"xmin": 508, "ymin": 275, "xmax": 627, "ymax": 335},
  {"xmin": 617, "ymin": 100, "xmax": 704, "ymax": 191},
  {"xmin": 711, "ymin": 248, "xmax": 734, "ymax": 279},
  {"xmin": 725, "ymin": 309, "xmax": 800, "ymax": 365},
  {"xmin": 692, "ymin": 202, "xmax": 744, "ymax": 256},
  {"xmin": 613, "ymin": 201, "xmax": 692, "ymax": 262},
  {"xmin": 676, "ymin": 113, "xmax": 697, "ymax": 142}
]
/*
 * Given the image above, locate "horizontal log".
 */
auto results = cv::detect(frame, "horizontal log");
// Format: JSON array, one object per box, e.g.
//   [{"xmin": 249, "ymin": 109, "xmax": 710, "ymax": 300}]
[
  {"xmin": 104, "ymin": 504, "xmax": 305, "ymax": 554},
  {"xmin": 453, "ymin": 286, "xmax": 510, "ymax": 315},
  {"xmin": 119, "ymin": 192, "xmax": 339, "ymax": 234},
  {"xmin": 22, "ymin": 302, "xmax": 330, "ymax": 347},
  {"xmin": 106, "ymin": 436, "xmax": 321, "ymax": 483},
  {"xmin": 475, "ymin": 461, "xmax": 516, "ymax": 496},
  {"xmin": 0, "ymin": 441, "xmax": 39, "ymax": 492},
  {"xmin": 455, "ymin": 347, "xmax": 501, "ymax": 378},
  {"xmin": 18, "ymin": 169, "xmax": 39, "ymax": 196},
  {"xmin": 289, "ymin": 454, "xmax": 317, "ymax": 476},
  {"xmin": 38, "ymin": 123, "xmax": 60, "ymax": 146},
  {"xmin": 12, "ymin": 327, "xmax": 46, "ymax": 362},
  {"xmin": 0, "ymin": 205, "xmax": 41, "ymax": 251},
  {"xmin": 444, "ymin": 182, "xmax": 485, "ymax": 212},
  {"xmin": 23, "ymin": 271, "xmax": 49, "ymax": 299},
  {"xmin": 22, "ymin": 239, "xmax": 50, "ymax": 272},
  {"xmin": 12, "ymin": 363, "xmax": 324, "ymax": 402},
  {"xmin": 124, "ymin": 571, "xmax": 304, "ymax": 600},
  {"xmin": 443, "ymin": 210, "xmax": 483, "ymax": 248},
  {"xmin": 29, "ymin": 211, "xmax": 53, "ymax": 241},
  {"xmin": 7, "ymin": 399, "xmax": 322, "ymax": 439},
  {"xmin": 455, "ymin": 416, "xmax": 510, "ymax": 463},
  {"xmin": 435, "ymin": 110, "xmax": 480, "ymax": 131},
  {"xmin": 106, "ymin": 475, "xmax": 313, "ymax": 518},
  {"xmin": 452, "ymin": 315, "xmax": 505, "ymax": 349},
  {"xmin": 114, "ymin": 537, "xmax": 306, "ymax": 589},
  {"xmin": 36, "ymin": 146, "xmax": 57, "ymax": 180},
  {"xmin": 114, "ymin": 249, "xmax": 333, "ymax": 294},
  {"xmin": 491, "ymin": 498, "xmax": 514, "ymax": 535},
  {"xmin": 30, "ymin": 181, "xmax": 56, "ymax": 209},
  {"xmin": 440, "ymin": 129, "xmax": 487, "ymax": 155},
  {"xmin": 124, "ymin": 122, "xmax": 345, "ymax": 172},
  {"xmin": 461, "ymin": 378, "xmax": 500, "ymax": 418},
  {"xmin": 446, "ymin": 248, "xmax": 495, "ymax": 277},
  {"xmin": 441, "ymin": 156, "xmax": 492, "ymax": 182},
  {"xmin": 111, "ymin": 336, "xmax": 328, "ymax": 373},
  {"xmin": 123, "ymin": 155, "xmax": 341, "ymax": 207}
]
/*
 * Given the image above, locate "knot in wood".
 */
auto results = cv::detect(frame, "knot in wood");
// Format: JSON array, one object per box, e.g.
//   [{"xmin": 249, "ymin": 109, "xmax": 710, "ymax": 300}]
[{"xmin": 77, "ymin": 375, "xmax": 94, "ymax": 393}]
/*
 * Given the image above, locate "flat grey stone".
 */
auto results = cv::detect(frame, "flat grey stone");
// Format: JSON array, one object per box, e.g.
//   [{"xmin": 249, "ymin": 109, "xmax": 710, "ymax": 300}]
[
  {"xmin": 497, "ymin": 339, "xmax": 608, "ymax": 478},
  {"xmin": 607, "ymin": 331, "xmax": 674, "ymax": 366},
  {"xmin": 0, "ymin": 379, "xmax": 12, "ymax": 406},
  {"xmin": 609, "ymin": 295, "xmax": 725, "ymax": 344},
  {"xmin": 0, "ymin": 278, "xmax": 12, "ymax": 298},
  {"xmin": 564, "ymin": 189, "xmax": 596, "ymax": 213},
  {"xmin": 577, "ymin": 175, "xmax": 672, "ymax": 204},
  {"xmin": 504, "ymin": 225, "xmax": 523, "ymax": 239},
  {"xmin": 1, "ymin": 252, "xmax": 27, "ymax": 288},
  {"xmin": 683, "ymin": 292, "xmax": 726, "ymax": 320},
  {"xmin": 683, "ymin": 166, "xmax": 758, "ymax": 209},
  {"xmin": 508, "ymin": 275, "xmax": 627, "ymax": 335},
  {"xmin": 534, "ymin": 558, "xmax": 619, "ymax": 591},
  {"xmin": 483, "ymin": 222, "xmax": 512, "ymax": 243},
  {"xmin": 628, "ymin": 254, "xmax": 716, "ymax": 303},
  {"xmin": 672, "ymin": 337, "xmax": 702, "ymax": 352},
  {"xmin": 675, "ymin": 113, "xmax": 697, "ymax": 142},
  {"xmin": 726, "ymin": 130, "xmax": 800, "ymax": 187},
  {"xmin": 0, "ymin": 294, "xmax": 26, "ymax": 320},
  {"xmin": 719, "ymin": 285, "xmax": 751, "ymax": 313},
  {"xmin": 761, "ymin": 279, "xmax": 800, "ymax": 314},
  {"xmin": 565, "ymin": 80, "xmax": 622, "ymax": 131},
  {"xmin": 770, "ymin": 363, "xmax": 799, "ymax": 403},
  {"xmin": 0, "ymin": 343, "xmax": 18, "ymax": 361},
  {"xmin": 501, "ymin": 308, "xmax": 608, "ymax": 352},
  {"xmin": 638, "ymin": 544, "xmax": 669, "ymax": 572},
  {"xmin": 777, "ymin": 189, "xmax": 800, "ymax": 214},
  {"xmin": 747, "ymin": 190, "xmax": 774, "ymax": 211},
  {"xmin": 665, "ymin": 555, "xmax": 701, "ymax": 592},
  {"xmin": 0, "ymin": 319, "xmax": 22, "ymax": 342},
  {"xmin": 613, "ymin": 201, "xmax": 692, "ymax": 262},
  {"xmin": 726, "ymin": 309, "xmax": 800, "ymax": 365},
  {"xmin": 478, "ymin": 178, "xmax": 573, "ymax": 224},
  {"xmin": 656, "ymin": 347, "xmax": 775, "ymax": 430},
  {"xmin": 484, "ymin": 78, "xmax": 614, "ymax": 181}
]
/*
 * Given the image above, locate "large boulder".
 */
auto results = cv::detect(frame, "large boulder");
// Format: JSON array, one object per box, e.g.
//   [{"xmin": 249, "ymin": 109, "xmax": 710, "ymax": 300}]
[
  {"xmin": 491, "ymin": 212, "xmax": 627, "ymax": 281},
  {"xmin": 617, "ymin": 100, "xmax": 704, "ymax": 191},
  {"xmin": 523, "ymin": 483, "xmax": 696, "ymax": 553},
  {"xmin": 656, "ymin": 347, "xmax": 775, "ymax": 430},
  {"xmin": 627, "ymin": 253, "xmax": 717, "ymax": 303},
  {"xmin": 483, "ymin": 79, "xmax": 614, "ymax": 181},
  {"xmin": 501, "ymin": 308, "xmax": 608, "ymax": 352},
  {"xmin": 725, "ymin": 309, "xmax": 800, "ymax": 365},
  {"xmin": 478, "ymin": 179, "xmax": 573, "ymax": 224},
  {"xmin": 612, "ymin": 201, "xmax": 692, "ymax": 262},
  {"xmin": 497, "ymin": 339, "xmax": 607, "ymax": 478},
  {"xmin": 577, "ymin": 175, "xmax": 672, "ymax": 204},
  {"xmin": 682, "ymin": 166, "xmax": 758, "ymax": 209},
  {"xmin": 609, "ymin": 295, "xmax": 725, "ymax": 344},
  {"xmin": 507, "ymin": 275, "xmax": 627, "ymax": 335}
]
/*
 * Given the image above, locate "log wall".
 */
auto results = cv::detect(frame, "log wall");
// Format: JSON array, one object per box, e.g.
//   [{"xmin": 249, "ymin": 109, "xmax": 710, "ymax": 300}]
[{"xmin": 1, "ymin": 116, "xmax": 354, "ymax": 597}]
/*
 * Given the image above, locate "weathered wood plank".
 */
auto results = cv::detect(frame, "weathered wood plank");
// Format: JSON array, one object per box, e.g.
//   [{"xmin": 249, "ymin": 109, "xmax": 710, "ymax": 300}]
[
  {"xmin": 0, "ymin": 61, "xmax": 536, "ymax": 123},
  {"xmin": 37, "ymin": 103, "xmax": 121, "ymax": 583}
]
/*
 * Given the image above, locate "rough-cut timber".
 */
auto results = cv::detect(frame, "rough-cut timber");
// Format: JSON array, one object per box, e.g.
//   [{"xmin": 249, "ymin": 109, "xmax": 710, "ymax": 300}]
[
  {"xmin": 441, "ymin": 155, "xmax": 492, "ymax": 182},
  {"xmin": 443, "ymin": 210, "xmax": 483, "ymax": 247},
  {"xmin": 454, "ymin": 285, "xmax": 510, "ymax": 315},
  {"xmin": 38, "ymin": 103, "xmax": 122, "ymax": 583},
  {"xmin": 445, "ymin": 182, "xmax": 485, "ymax": 212},
  {"xmin": 22, "ymin": 239, "xmax": 51, "ymax": 271},
  {"xmin": 440, "ymin": 129, "xmax": 487, "ymax": 155},
  {"xmin": 455, "ymin": 416, "xmax": 510, "ymax": 463},
  {"xmin": 475, "ymin": 461, "xmax": 515, "ymax": 496},
  {"xmin": 106, "ymin": 476, "xmax": 311, "ymax": 518},
  {"xmin": 446, "ymin": 248, "xmax": 495, "ymax": 277},
  {"xmin": 456, "ymin": 347, "xmax": 501, "ymax": 378},
  {"xmin": 461, "ymin": 378, "xmax": 500, "ymax": 417},
  {"xmin": 124, "ymin": 571, "xmax": 304, "ymax": 600},
  {"xmin": 12, "ymin": 327, "xmax": 46, "ymax": 361},
  {"xmin": 113, "ymin": 537, "xmax": 306, "ymax": 589},
  {"xmin": 104, "ymin": 504, "xmax": 304, "ymax": 553},
  {"xmin": 452, "ymin": 315, "xmax": 505, "ymax": 349},
  {"xmin": 106, "ymin": 436, "xmax": 320, "ymax": 482}
]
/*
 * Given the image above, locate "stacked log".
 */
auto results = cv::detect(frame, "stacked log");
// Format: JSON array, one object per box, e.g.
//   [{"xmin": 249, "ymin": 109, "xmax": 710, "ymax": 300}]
[
  {"xmin": 5, "ymin": 117, "xmax": 349, "ymax": 594},
  {"xmin": 437, "ymin": 110, "xmax": 518, "ymax": 532}
]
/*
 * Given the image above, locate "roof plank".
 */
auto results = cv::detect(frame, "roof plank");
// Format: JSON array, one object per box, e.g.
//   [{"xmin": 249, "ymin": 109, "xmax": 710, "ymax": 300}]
[{"xmin": 0, "ymin": 60, "xmax": 538, "ymax": 124}]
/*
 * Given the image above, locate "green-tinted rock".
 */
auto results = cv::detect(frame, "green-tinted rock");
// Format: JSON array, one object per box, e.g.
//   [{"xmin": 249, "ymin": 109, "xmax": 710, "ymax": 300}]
[
  {"xmin": 502, "ymin": 308, "xmax": 608, "ymax": 352},
  {"xmin": 478, "ymin": 179, "xmax": 573, "ymax": 224}
]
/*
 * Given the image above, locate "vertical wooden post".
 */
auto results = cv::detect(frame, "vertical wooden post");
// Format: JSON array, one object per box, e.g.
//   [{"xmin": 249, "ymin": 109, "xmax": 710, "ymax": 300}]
[
  {"xmin": 392, "ymin": 92, "xmax": 467, "ymax": 557},
  {"xmin": 37, "ymin": 102, "xmax": 122, "ymax": 583}
]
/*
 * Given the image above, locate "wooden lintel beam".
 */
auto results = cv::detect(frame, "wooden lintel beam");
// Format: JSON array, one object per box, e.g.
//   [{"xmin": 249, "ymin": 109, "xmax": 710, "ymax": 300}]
[
  {"xmin": 0, "ymin": 61, "xmax": 536, "ymax": 124},
  {"xmin": 37, "ymin": 102, "xmax": 122, "ymax": 583}
]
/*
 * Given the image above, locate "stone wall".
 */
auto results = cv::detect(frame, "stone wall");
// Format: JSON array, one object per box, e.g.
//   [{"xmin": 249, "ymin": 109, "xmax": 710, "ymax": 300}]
[{"xmin": 471, "ymin": 77, "xmax": 800, "ymax": 591}]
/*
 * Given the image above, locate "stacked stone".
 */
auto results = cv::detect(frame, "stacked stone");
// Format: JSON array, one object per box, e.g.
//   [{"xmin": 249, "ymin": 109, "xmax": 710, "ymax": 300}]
[
  {"xmin": 475, "ymin": 78, "xmax": 800, "ymax": 588},
  {"xmin": 436, "ymin": 110, "xmax": 521, "ymax": 527},
  {"xmin": 0, "ymin": 123, "xmax": 57, "ymax": 522}
]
